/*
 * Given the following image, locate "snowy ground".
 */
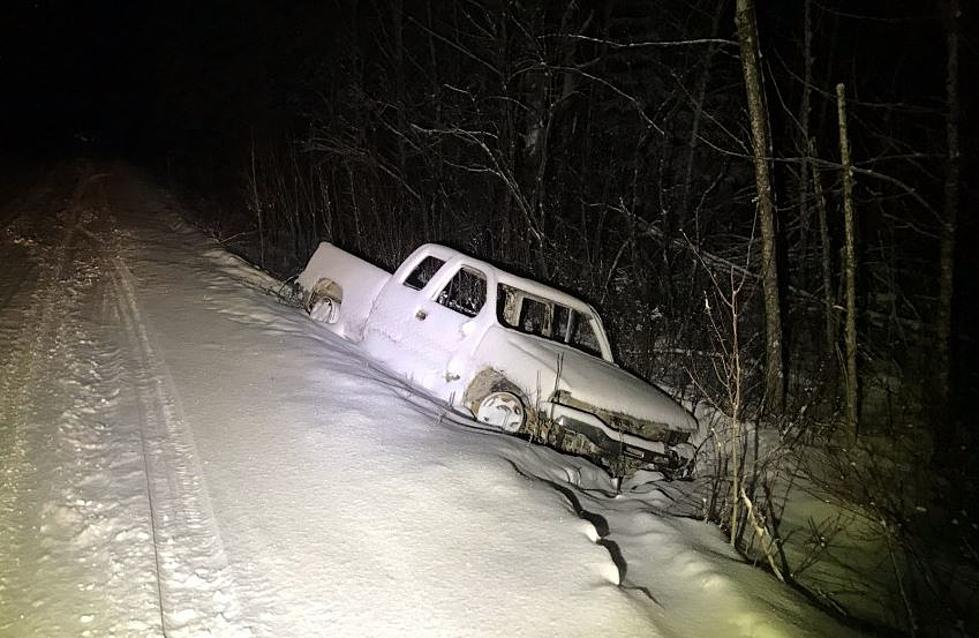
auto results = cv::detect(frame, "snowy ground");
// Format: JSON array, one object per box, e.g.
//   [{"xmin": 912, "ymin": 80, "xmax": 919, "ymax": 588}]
[{"xmin": 0, "ymin": 163, "xmax": 861, "ymax": 637}]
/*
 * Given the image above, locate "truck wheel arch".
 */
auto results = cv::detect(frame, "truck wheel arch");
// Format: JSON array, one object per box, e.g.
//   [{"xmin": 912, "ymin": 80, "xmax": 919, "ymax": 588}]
[
  {"xmin": 306, "ymin": 277, "xmax": 344, "ymax": 323},
  {"xmin": 463, "ymin": 368, "xmax": 538, "ymax": 434}
]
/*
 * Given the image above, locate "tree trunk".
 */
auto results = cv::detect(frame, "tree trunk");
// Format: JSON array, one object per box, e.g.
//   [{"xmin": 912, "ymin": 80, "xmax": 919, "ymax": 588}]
[
  {"xmin": 735, "ymin": 0, "xmax": 784, "ymax": 411},
  {"xmin": 811, "ymin": 161, "xmax": 836, "ymax": 358},
  {"xmin": 935, "ymin": 0, "xmax": 960, "ymax": 448},
  {"xmin": 249, "ymin": 129, "xmax": 265, "ymax": 268},
  {"xmin": 836, "ymin": 83, "xmax": 859, "ymax": 437},
  {"xmin": 391, "ymin": 0, "xmax": 408, "ymax": 180},
  {"xmin": 797, "ymin": 0, "xmax": 814, "ymax": 290},
  {"xmin": 681, "ymin": 0, "xmax": 725, "ymax": 231}
]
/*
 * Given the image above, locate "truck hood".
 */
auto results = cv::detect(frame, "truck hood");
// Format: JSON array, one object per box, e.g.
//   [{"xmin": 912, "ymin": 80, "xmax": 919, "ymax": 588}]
[{"xmin": 492, "ymin": 331, "xmax": 698, "ymax": 435}]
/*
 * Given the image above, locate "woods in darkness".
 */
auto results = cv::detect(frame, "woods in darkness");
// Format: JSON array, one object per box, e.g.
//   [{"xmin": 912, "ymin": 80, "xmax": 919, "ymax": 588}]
[
  {"xmin": 112, "ymin": 0, "xmax": 975, "ymax": 631},
  {"xmin": 138, "ymin": 0, "xmax": 972, "ymax": 437}
]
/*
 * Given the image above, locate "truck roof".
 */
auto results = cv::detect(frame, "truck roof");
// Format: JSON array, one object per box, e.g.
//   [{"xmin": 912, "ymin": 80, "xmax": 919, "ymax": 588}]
[{"xmin": 414, "ymin": 243, "xmax": 600, "ymax": 318}]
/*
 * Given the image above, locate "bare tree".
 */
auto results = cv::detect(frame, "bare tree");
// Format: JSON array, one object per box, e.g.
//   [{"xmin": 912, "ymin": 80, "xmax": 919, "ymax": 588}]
[
  {"xmin": 735, "ymin": 0, "xmax": 784, "ymax": 411},
  {"xmin": 811, "ymin": 161, "xmax": 837, "ymax": 359},
  {"xmin": 798, "ymin": 0, "xmax": 839, "ymax": 363},
  {"xmin": 935, "ymin": 0, "xmax": 960, "ymax": 448},
  {"xmin": 836, "ymin": 83, "xmax": 858, "ymax": 437},
  {"xmin": 797, "ymin": 0, "xmax": 814, "ymax": 277}
]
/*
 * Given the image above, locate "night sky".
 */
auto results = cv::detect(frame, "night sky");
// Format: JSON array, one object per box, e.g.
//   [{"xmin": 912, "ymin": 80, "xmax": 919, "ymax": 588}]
[{"xmin": 2, "ymin": 2, "xmax": 973, "ymax": 160}]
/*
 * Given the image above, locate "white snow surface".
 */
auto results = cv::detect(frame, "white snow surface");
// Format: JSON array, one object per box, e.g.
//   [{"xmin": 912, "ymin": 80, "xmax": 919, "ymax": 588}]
[{"xmin": 0, "ymin": 164, "xmax": 860, "ymax": 637}]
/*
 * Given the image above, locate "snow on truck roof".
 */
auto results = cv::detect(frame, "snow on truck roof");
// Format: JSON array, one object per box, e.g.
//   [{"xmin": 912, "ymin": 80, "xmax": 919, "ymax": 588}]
[{"xmin": 412, "ymin": 243, "xmax": 601, "ymax": 316}]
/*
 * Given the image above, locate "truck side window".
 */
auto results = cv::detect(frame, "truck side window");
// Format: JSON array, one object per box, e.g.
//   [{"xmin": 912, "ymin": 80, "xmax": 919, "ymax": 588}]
[
  {"xmin": 497, "ymin": 283, "xmax": 602, "ymax": 357},
  {"xmin": 553, "ymin": 304, "xmax": 572, "ymax": 342},
  {"xmin": 570, "ymin": 314, "xmax": 601, "ymax": 357},
  {"xmin": 404, "ymin": 256, "xmax": 446, "ymax": 290},
  {"xmin": 518, "ymin": 297, "xmax": 549, "ymax": 336},
  {"xmin": 437, "ymin": 268, "xmax": 486, "ymax": 317},
  {"xmin": 497, "ymin": 284, "xmax": 521, "ymax": 327}
]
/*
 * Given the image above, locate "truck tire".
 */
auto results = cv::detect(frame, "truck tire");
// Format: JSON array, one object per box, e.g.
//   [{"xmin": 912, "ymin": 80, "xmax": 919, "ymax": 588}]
[
  {"xmin": 464, "ymin": 369, "xmax": 537, "ymax": 435},
  {"xmin": 474, "ymin": 391, "xmax": 525, "ymax": 433}
]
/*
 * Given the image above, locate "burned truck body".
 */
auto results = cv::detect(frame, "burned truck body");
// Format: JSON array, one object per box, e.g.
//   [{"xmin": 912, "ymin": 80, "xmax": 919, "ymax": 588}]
[{"xmin": 297, "ymin": 242, "xmax": 697, "ymax": 471}]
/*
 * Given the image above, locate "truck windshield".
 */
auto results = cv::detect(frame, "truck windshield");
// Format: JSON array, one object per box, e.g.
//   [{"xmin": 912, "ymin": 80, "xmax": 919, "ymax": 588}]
[{"xmin": 497, "ymin": 284, "xmax": 602, "ymax": 358}]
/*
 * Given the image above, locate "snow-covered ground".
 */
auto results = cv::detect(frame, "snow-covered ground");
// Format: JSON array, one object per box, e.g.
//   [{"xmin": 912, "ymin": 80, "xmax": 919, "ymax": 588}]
[{"xmin": 0, "ymin": 163, "xmax": 861, "ymax": 637}]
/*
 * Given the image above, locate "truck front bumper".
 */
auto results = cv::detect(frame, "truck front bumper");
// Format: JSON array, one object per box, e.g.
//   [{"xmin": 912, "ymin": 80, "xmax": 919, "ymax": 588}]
[{"xmin": 541, "ymin": 400, "xmax": 689, "ymax": 467}]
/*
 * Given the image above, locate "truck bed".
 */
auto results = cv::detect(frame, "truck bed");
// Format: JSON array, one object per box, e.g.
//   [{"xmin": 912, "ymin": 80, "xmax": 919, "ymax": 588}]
[{"xmin": 297, "ymin": 242, "xmax": 392, "ymax": 341}]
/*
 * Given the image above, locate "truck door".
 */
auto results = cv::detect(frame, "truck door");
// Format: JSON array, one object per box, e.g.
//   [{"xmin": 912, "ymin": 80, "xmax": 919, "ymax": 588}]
[{"xmin": 363, "ymin": 258, "xmax": 490, "ymax": 401}]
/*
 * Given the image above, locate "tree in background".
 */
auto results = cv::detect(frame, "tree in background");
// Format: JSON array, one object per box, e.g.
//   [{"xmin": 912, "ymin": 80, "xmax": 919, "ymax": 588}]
[
  {"xmin": 935, "ymin": 0, "xmax": 960, "ymax": 452},
  {"xmin": 734, "ymin": 0, "xmax": 784, "ymax": 412}
]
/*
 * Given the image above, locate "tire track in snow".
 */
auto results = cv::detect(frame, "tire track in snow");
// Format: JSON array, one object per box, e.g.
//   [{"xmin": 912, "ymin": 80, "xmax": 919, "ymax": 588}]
[
  {"xmin": 0, "ymin": 204, "xmax": 81, "ymax": 617},
  {"xmin": 1, "ymin": 168, "xmax": 248, "ymax": 636},
  {"xmin": 1, "ymin": 172, "xmax": 163, "ymax": 635},
  {"xmin": 104, "ymin": 241, "xmax": 252, "ymax": 637},
  {"xmin": 0, "ymin": 168, "xmax": 176, "ymax": 635}
]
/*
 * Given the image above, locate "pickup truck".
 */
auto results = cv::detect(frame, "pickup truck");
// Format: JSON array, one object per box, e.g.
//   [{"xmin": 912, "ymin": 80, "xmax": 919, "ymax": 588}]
[{"xmin": 297, "ymin": 242, "xmax": 697, "ymax": 472}]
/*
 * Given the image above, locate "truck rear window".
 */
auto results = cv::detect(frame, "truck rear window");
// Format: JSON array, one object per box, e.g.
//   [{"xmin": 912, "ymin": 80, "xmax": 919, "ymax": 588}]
[{"xmin": 497, "ymin": 284, "xmax": 601, "ymax": 357}]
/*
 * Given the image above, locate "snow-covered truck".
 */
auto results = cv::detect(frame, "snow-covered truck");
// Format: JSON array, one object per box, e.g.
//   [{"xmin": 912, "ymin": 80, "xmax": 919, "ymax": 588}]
[{"xmin": 297, "ymin": 242, "xmax": 697, "ymax": 472}]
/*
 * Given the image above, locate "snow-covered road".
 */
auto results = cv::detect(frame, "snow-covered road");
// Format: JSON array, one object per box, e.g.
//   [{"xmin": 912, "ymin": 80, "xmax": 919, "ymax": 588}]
[{"xmin": 0, "ymin": 164, "xmax": 858, "ymax": 637}]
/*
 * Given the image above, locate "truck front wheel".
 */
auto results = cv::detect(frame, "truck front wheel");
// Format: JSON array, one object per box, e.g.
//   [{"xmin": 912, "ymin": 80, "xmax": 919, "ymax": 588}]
[
  {"xmin": 465, "ymin": 369, "xmax": 538, "ymax": 435},
  {"xmin": 474, "ymin": 391, "xmax": 526, "ymax": 433}
]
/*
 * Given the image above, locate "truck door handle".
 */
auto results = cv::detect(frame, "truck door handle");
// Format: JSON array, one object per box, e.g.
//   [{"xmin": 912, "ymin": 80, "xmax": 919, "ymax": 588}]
[{"xmin": 415, "ymin": 309, "xmax": 428, "ymax": 321}]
